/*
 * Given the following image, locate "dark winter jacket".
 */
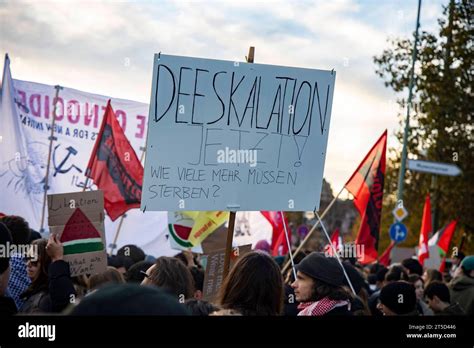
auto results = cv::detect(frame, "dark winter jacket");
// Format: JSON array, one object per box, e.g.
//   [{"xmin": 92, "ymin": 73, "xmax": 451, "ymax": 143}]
[
  {"xmin": 437, "ymin": 303, "xmax": 465, "ymax": 316},
  {"xmin": 19, "ymin": 260, "xmax": 76, "ymax": 314},
  {"xmin": 449, "ymin": 275, "xmax": 474, "ymax": 316}
]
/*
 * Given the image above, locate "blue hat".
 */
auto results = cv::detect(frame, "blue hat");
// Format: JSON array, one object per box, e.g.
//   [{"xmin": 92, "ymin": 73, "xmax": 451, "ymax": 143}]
[{"xmin": 460, "ymin": 255, "xmax": 474, "ymax": 271}]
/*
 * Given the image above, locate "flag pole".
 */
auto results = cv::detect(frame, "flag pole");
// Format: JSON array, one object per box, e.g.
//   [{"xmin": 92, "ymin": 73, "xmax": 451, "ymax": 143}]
[
  {"xmin": 223, "ymin": 46, "xmax": 255, "ymax": 280},
  {"xmin": 315, "ymin": 211, "xmax": 356, "ymax": 296},
  {"xmin": 222, "ymin": 211, "xmax": 236, "ymax": 279},
  {"xmin": 281, "ymin": 185, "xmax": 345, "ymax": 275},
  {"xmin": 82, "ymin": 175, "xmax": 90, "ymax": 192},
  {"xmin": 39, "ymin": 85, "xmax": 63, "ymax": 233},
  {"xmin": 280, "ymin": 211, "xmax": 297, "ymax": 280},
  {"xmin": 108, "ymin": 146, "xmax": 146, "ymax": 255}
]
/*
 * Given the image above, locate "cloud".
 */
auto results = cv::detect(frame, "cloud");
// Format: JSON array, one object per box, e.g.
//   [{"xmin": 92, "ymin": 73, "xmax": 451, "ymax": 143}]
[{"xmin": 0, "ymin": 0, "xmax": 445, "ymax": 191}]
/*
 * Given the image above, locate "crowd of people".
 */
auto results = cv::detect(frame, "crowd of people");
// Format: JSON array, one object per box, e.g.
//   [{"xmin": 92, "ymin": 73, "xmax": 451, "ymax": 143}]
[{"xmin": 0, "ymin": 214, "xmax": 473, "ymax": 316}]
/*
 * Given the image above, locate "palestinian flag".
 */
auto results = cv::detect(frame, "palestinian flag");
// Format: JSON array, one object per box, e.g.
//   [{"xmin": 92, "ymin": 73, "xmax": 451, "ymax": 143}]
[
  {"xmin": 427, "ymin": 220, "xmax": 458, "ymax": 272},
  {"xmin": 60, "ymin": 208, "xmax": 104, "ymax": 255}
]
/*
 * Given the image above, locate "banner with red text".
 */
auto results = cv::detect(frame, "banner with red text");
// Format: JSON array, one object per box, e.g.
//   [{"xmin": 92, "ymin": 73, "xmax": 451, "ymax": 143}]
[{"xmin": 0, "ymin": 76, "xmax": 172, "ymax": 257}]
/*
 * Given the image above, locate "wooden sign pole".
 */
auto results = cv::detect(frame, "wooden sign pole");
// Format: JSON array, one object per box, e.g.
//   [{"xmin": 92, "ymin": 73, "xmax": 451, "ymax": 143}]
[
  {"xmin": 39, "ymin": 85, "xmax": 63, "ymax": 233},
  {"xmin": 222, "ymin": 46, "xmax": 255, "ymax": 280}
]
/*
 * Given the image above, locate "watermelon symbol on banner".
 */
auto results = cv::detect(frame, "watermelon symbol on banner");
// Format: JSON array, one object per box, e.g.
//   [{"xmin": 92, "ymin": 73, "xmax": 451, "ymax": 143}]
[
  {"xmin": 60, "ymin": 208, "xmax": 104, "ymax": 255},
  {"xmin": 169, "ymin": 224, "xmax": 193, "ymax": 248}
]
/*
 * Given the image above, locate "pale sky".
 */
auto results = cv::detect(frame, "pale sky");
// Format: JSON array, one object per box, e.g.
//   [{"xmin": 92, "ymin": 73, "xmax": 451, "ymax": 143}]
[{"xmin": 0, "ymin": 0, "xmax": 446, "ymax": 197}]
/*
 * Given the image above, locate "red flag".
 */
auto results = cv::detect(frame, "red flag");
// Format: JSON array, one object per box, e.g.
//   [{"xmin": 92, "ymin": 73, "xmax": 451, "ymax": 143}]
[
  {"xmin": 379, "ymin": 241, "xmax": 395, "ymax": 267},
  {"xmin": 331, "ymin": 229, "xmax": 341, "ymax": 246},
  {"xmin": 261, "ymin": 211, "xmax": 290, "ymax": 256},
  {"xmin": 417, "ymin": 194, "xmax": 432, "ymax": 265},
  {"xmin": 324, "ymin": 229, "xmax": 341, "ymax": 257},
  {"xmin": 86, "ymin": 100, "xmax": 143, "ymax": 221},
  {"xmin": 345, "ymin": 130, "xmax": 387, "ymax": 264}
]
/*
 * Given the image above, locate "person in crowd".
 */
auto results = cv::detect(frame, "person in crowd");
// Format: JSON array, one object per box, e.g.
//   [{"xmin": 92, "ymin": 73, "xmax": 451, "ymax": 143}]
[
  {"xmin": 71, "ymin": 283, "xmax": 190, "ymax": 315},
  {"xmin": 368, "ymin": 265, "xmax": 406, "ymax": 316},
  {"xmin": 343, "ymin": 262, "xmax": 371, "ymax": 315},
  {"xmin": 282, "ymin": 251, "xmax": 308, "ymax": 316},
  {"xmin": 19, "ymin": 238, "xmax": 51, "ymax": 313},
  {"xmin": 19, "ymin": 235, "xmax": 76, "ymax": 314},
  {"xmin": 174, "ymin": 250, "xmax": 201, "ymax": 269},
  {"xmin": 401, "ymin": 258, "xmax": 423, "ymax": 276},
  {"xmin": 368, "ymin": 263, "xmax": 386, "ymax": 277},
  {"xmin": 125, "ymin": 261, "xmax": 153, "ymax": 283},
  {"xmin": 254, "ymin": 240, "xmax": 271, "ymax": 254},
  {"xmin": 291, "ymin": 252, "xmax": 352, "ymax": 316},
  {"xmin": 375, "ymin": 267, "xmax": 389, "ymax": 290},
  {"xmin": 189, "ymin": 265, "xmax": 204, "ymax": 299},
  {"xmin": 367, "ymin": 274, "xmax": 377, "ymax": 292},
  {"xmin": 450, "ymin": 251, "xmax": 465, "ymax": 278},
  {"xmin": 0, "ymin": 222, "xmax": 17, "ymax": 315},
  {"xmin": 88, "ymin": 266, "xmax": 125, "ymax": 292},
  {"xmin": 425, "ymin": 281, "xmax": 465, "ymax": 315},
  {"xmin": 377, "ymin": 281, "xmax": 418, "ymax": 316},
  {"xmin": 408, "ymin": 274, "xmax": 433, "ymax": 315},
  {"xmin": 218, "ymin": 251, "xmax": 284, "ymax": 315},
  {"xmin": 71, "ymin": 275, "xmax": 89, "ymax": 298},
  {"xmin": 107, "ymin": 254, "xmax": 134, "ymax": 275},
  {"xmin": 387, "ymin": 265, "xmax": 409, "ymax": 281},
  {"xmin": 422, "ymin": 268, "xmax": 443, "ymax": 288},
  {"xmin": 28, "ymin": 228, "xmax": 42, "ymax": 243},
  {"xmin": 449, "ymin": 255, "xmax": 474, "ymax": 315},
  {"xmin": 184, "ymin": 299, "xmax": 218, "ymax": 316},
  {"xmin": 117, "ymin": 244, "xmax": 146, "ymax": 265},
  {"xmin": 142, "ymin": 256, "xmax": 194, "ymax": 300},
  {"xmin": 367, "ymin": 263, "xmax": 386, "ymax": 293},
  {"xmin": 45, "ymin": 234, "xmax": 78, "ymax": 312},
  {"xmin": 0, "ymin": 215, "xmax": 31, "ymax": 310}
]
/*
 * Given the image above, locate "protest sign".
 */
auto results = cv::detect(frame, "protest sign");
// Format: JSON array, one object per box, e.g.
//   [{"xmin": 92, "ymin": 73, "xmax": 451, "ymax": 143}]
[
  {"xmin": 47, "ymin": 190, "xmax": 107, "ymax": 276},
  {"xmin": 202, "ymin": 244, "xmax": 252, "ymax": 302},
  {"xmin": 142, "ymin": 54, "xmax": 336, "ymax": 211}
]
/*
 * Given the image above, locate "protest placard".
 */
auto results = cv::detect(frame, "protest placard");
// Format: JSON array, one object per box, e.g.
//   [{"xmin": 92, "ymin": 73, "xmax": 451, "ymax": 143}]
[
  {"xmin": 142, "ymin": 54, "xmax": 335, "ymax": 211},
  {"xmin": 202, "ymin": 244, "xmax": 252, "ymax": 302},
  {"xmin": 47, "ymin": 190, "xmax": 107, "ymax": 276}
]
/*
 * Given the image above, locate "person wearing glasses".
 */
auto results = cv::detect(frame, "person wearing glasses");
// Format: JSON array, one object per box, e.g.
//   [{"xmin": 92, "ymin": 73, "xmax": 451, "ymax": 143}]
[
  {"xmin": 141, "ymin": 256, "xmax": 194, "ymax": 301},
  {"xmin": 19, "ymin": 235, "xmax": 76, "ymax": 314},
  {"xmin": 19, "ymin": 238, "xmax": 51, "ymax": 313}
]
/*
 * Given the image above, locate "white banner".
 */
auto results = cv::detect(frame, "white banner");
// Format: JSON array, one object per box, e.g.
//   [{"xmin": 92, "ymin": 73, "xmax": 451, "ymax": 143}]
[{"xmin": 0, "ymin": 58, "xmax": 174, "ymax": 257}]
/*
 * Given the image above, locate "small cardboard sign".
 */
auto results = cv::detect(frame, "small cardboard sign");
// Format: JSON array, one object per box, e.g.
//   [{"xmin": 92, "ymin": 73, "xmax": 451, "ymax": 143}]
[
  {"xmin": 202, "ymin": 244, "xmax": 252, "ymax": 302},
  {"xmin": 47, "ymin": 190, "xmax": 107, "ymax": 276}
]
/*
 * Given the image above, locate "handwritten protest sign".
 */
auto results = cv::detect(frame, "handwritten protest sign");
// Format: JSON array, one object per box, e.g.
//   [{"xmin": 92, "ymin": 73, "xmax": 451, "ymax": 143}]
[
  {"xmin": 202, "ymin": 244, "xmax": 252, "ymax": 302},
  {"xmin": 47, "ymin": 190, "xmax": 107, "ymax": 276},
  {"xmin": 142, "ymin": 54, "xmax": 336, "ymax": 211}
]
